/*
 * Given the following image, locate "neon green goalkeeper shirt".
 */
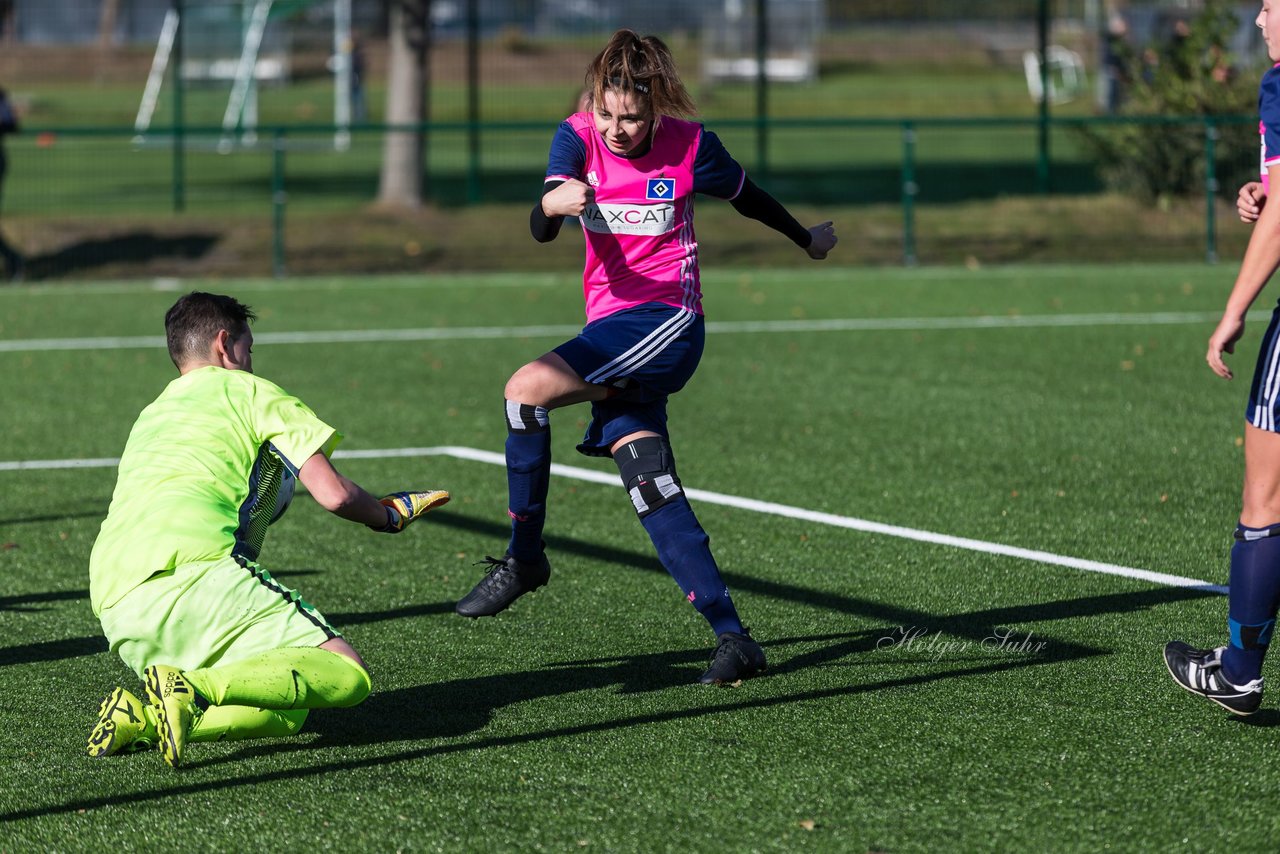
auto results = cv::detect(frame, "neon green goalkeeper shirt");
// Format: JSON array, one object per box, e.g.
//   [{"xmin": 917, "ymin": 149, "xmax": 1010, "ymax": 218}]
[{"xmin": 89, "ymin": 366, "xmax": 341, "ymax": 615}]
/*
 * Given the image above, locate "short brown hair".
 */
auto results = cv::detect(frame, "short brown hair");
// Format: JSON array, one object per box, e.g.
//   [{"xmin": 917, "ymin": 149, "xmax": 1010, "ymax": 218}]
[{"xmin": 164, "ymin": 291, "xmax": 256, "ymax": 368}]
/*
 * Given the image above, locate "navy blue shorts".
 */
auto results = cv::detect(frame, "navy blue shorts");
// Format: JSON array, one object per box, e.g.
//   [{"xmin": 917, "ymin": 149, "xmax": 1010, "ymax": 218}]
[
  {"xmin": 553, "ymin": 303, "xmax": 705, "ymax": 457},
  {"xmin": 1248, "ymin": 302, "xmax": 1280, "ymax": 431}
]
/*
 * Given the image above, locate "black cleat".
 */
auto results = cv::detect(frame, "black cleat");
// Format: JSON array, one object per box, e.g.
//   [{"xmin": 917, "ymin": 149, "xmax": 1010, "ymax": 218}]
[
  {"xmin": 455, "ymin": 552, "xmax": 551, "ymax": 618},
  {"xmin": 1164, "ymin": 640, "xmax": 1263, "ymax": 716},
  {"xmin": 699, "ymin": 629, "xmax": 767, "ymax": 685}
]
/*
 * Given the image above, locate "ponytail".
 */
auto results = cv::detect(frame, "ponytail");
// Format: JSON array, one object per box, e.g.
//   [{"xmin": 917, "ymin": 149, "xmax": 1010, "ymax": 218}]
[{"xmin": 586, "ymin": 29, "xmax": 696, "ymax": 121}]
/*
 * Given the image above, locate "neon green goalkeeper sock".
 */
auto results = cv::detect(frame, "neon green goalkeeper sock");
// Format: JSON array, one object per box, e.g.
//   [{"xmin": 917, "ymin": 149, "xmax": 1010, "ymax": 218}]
[
  {"xmin": 190, "ymin": 706, "xmax": 310, "ymax": 742},
  {"xmin": 184, "ymin": 647, "xmax": 371, "ymax": 710}
]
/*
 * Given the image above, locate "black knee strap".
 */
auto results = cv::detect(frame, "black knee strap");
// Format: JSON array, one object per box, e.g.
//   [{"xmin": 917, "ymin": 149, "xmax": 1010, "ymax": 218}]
[
  {"xmin": 505, "ymin": 399, "xmax": 549, "ymax": 434},
  {"xmin": 613, "ymin": 436, "xmax": 683, "ymax": 518}
]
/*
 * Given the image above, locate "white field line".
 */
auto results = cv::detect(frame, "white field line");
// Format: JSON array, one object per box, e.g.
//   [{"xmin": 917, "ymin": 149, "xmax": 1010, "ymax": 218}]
[
  {"xmin": 0, "ymin": 444, "xmax": 1227, "ymax": 594},
  {"xmin": 0, "ymin": 311, "xmax": 1238, "ymax": 353}
]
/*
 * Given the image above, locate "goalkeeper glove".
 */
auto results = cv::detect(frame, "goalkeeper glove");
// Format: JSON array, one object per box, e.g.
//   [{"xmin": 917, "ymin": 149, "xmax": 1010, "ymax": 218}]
[{"xmin": 370, "ymin": 490, "xmax": 450, "ymax": 533}]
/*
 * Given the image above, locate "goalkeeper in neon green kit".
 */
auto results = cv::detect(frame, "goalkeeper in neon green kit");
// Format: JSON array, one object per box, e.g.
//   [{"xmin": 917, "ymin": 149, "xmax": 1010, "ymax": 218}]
[{"xmin": 86, "ymin": 291, "xmax": 448, "ymax": 768}]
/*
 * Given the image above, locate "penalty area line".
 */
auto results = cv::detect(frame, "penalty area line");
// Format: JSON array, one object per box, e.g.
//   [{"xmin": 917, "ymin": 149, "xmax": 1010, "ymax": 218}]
[{"xmin": 0, "ymin": 444, "xmax": 1225, "ymax": 595}]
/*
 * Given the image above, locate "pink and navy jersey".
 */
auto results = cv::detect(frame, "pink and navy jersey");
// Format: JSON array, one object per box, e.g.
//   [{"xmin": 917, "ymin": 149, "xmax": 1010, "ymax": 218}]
[
  {"xmin": 1260, "ymin": 64, "xmax": 1280, "ymax": 193},
  {"xmin": 545, "ymin": 113, "xmax": 746, "ymax": 322}
]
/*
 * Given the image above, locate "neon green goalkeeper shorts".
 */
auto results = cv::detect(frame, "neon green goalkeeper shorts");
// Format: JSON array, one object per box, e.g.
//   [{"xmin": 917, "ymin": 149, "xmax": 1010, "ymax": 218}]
[{"xmin": 98, "ymin": 555, "xmax": 342, "ymax": 678}]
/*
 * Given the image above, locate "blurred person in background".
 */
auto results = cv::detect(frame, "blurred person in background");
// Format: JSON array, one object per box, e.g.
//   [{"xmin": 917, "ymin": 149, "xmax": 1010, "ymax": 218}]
[
  {"xmin": 0, "ymin": 86, "xmax": 23, "ymax": 282},
  {"xmin": 453, "ymin": 28, "xmax": 837, "ymax": 685},
  {"xmin": 351, "ymin": 34, "xmax": 367, "ymax": 122},
  {"xmin": 1101, "ymin": 7, "xmax": 1132, "ymax": 112}
]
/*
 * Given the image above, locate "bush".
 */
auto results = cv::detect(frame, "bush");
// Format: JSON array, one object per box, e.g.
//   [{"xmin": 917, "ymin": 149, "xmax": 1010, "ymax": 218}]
[{"xmin": 1079, "ymin": 0, "xmax": 1259, "ymax": 201}]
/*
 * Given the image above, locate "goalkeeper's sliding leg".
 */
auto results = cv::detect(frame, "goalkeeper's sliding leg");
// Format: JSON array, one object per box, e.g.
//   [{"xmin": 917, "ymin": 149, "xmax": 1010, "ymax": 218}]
[
  {"xmin": 149, "ymin": 638, "xmax": 370, "ymax": 768},
  {"xmin": 90, "ymin": 639, "xmax": 371, "ymax": 767},
  {"xmin": 88, "ymin": 689, "xmax": 311, "ymax": 758}
]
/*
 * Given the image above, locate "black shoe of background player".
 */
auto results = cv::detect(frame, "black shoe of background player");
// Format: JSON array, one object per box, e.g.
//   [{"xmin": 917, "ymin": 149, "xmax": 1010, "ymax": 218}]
[
  {"xmin": 700, "ymin": 629, "xmax": 767, "ymax": 685},
  {"xmin": 455, "ymin": 551, "xmax": 551, "ymax": 618}
]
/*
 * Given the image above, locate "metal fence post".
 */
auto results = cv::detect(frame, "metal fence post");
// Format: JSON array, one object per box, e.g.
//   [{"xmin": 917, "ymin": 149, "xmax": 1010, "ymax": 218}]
[
  {"xmin": 1205, "ymin": 117, "xmax": 1219, "ymax": 265},
  {"xmin": 902, "ymin": 121, "xmax": 917, "ymax": 267},
  {"xmin": 755, "ymin": 0, "xmax": 769, "ymax": 182},
  {"xmin": 1036, "ymin": 0, "xmax": 1050, "ymax": 195},
  {"xmin": 172, "ymin": 0, "xmax": 185, "ymax": 213},
  {"xmin": 272, "ymin": 129, "xmax": 287, "ymax": 278},
  {"xmin": 466, "ymin": 0, "xmax": 481, "ymax": 204}
]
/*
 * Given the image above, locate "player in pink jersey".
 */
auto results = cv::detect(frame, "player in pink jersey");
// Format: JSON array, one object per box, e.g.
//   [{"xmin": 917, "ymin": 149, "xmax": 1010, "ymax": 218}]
[{"xmin": 455, "ymin": 30, "xmax": 836, "ymax": 684}]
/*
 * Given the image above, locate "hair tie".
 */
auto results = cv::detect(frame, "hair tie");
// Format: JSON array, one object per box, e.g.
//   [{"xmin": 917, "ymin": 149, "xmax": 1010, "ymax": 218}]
[{"xmin": 607, "ymin": 76, "xmax": 650, "ymax": 95}]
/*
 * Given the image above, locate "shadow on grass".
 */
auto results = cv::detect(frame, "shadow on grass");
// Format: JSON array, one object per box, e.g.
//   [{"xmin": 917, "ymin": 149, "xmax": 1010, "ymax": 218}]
[
  {"xmin": 0, "ymin": 635, "xmax": 108, "ymax": 665},
  {"xmin": 0, "ymin": 642, "xmax": 1091, "ymax": 822},
  {"xmin": 0, "ymin": 589, "xmax": 89, "ymax": 612},
  {"xmin": 0, "ymin": 508, "xmax": 109, "ymax": 526},
  {"xmin": 22, "ymin": 231, "xmax": 219, "ymax": 280},
  {"xmin": 40, "ymin": 574, "xmax": 1187, "ymax": 759},
  {"xmin": 0, "ymin": 587, "xmax": 112, "ymax": 664},
  {"xmin": 0, "ymin": 539, "xmax": 1228, "ymax": 821},
  {"xmin": 1233, "ymin": 709, "xmax": 1280, "ymax": 728},
  {"xmin": 0, "ymin": 508, "xmax": 1222, "ymax": 667}
]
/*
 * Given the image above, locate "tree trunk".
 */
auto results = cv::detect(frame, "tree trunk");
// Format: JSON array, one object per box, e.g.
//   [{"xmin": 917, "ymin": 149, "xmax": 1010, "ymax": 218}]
[
  {"xmin": 98, "ymin": 0, "xmax": 121, "ymax": 48},
  {"xmin": 377, "ymin": 0, "xmax": 431, "ymax": 209}
]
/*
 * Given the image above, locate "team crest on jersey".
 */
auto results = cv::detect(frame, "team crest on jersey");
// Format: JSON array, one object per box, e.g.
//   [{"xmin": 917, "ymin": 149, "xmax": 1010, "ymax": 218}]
[{"xmin": 646, "ymin": 177, "xmax": 676, "ymax": 201}]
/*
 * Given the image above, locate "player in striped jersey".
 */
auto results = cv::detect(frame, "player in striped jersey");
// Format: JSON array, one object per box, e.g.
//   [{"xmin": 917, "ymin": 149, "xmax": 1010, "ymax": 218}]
[
  {"xmin": 454, "ymin": 29, "xmax": 837, "ymax": 684},
  {"xmin": 1165, "ymin": 2, "xmax": 1280, "ymax": 715}
]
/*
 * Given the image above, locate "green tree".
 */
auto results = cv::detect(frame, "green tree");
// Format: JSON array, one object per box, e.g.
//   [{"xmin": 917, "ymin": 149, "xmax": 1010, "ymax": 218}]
[{"xmin": 1082, "ymin": 0, "xmax": 1258, "ymax": 201}]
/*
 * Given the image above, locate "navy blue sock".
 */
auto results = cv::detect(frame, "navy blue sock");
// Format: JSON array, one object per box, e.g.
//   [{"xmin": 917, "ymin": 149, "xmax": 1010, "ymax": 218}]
[
  {"xmin": 640, "ymin": 498, "xmax": 744, "ymax": 637},
  {"xmin": 504, "ymin": 401, "xmax": 550, "ymax": 564},
  {"xmin": 1220, "ymin": 523, "xmax": 1280, "ymax": 685}
]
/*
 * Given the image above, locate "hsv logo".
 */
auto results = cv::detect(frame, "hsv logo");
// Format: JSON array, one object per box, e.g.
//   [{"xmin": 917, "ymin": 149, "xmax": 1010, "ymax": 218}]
[{"xmin": 646, "ymin": 177, "xmax": 675, "ymax": 201}]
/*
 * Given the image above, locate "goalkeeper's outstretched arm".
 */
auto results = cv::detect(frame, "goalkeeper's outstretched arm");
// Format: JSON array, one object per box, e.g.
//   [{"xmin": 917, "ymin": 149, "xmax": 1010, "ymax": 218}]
[
  {"xmin": 298, "ymin": 453, "xmax": 448, "ymax": 533},
  {"xmin": 299, "ymin": 453, "xmax": 390, "ymax": 526}
]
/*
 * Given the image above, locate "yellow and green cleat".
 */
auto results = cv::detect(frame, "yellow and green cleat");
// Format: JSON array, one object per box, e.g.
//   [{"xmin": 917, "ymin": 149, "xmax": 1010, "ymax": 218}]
[
  {"xmin": 143, "ymin": 664, "xmax": 200, "ymax": 768},
  {"xmin": 86, "ymin": 687, "xmax": 159, "ymax": 757}
]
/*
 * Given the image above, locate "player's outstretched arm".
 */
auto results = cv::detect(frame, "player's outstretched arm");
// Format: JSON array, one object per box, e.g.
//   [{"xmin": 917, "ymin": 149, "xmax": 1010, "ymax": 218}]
[
  {"xmin": 806, "ymin": 221, "xmax": 837, "ymax": 260},
  {"xmin": 729, "ymin": 177, "xmax": 835, "ymax": 260},
  {"xmin": 297, "ymin": 453, "xmax": 449, "ymax": 532}
]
